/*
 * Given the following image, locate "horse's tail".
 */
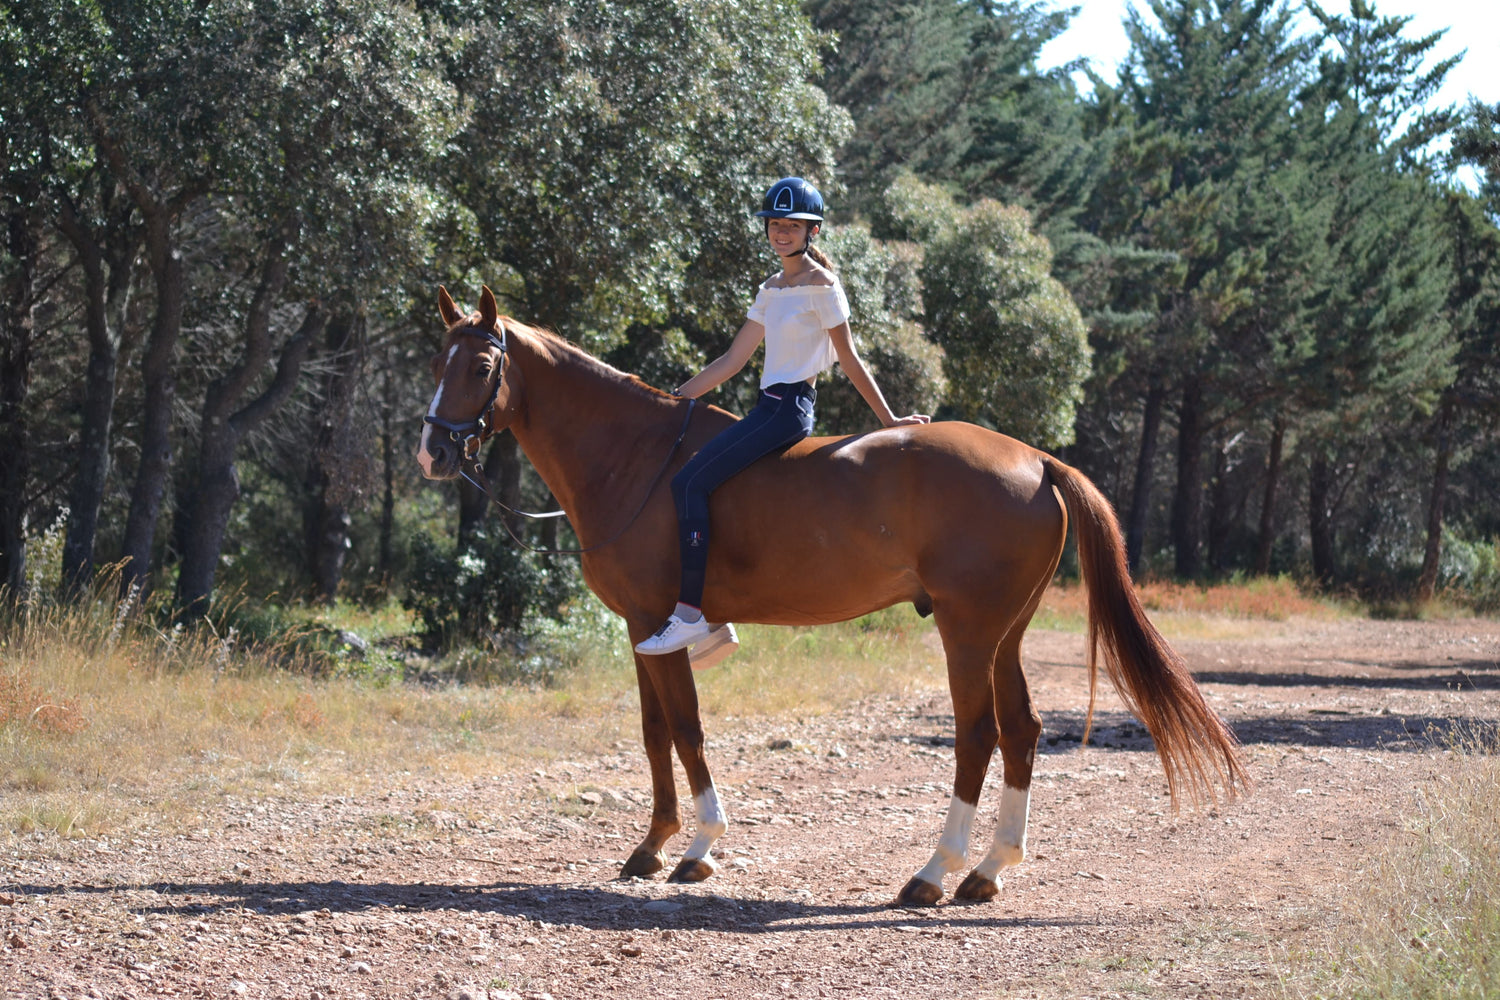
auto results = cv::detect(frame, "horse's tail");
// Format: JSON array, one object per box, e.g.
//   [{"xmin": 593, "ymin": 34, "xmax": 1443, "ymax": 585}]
[{"xmin": 1042, "ymin": 454, "xmax": 1250, "ymax": 806}]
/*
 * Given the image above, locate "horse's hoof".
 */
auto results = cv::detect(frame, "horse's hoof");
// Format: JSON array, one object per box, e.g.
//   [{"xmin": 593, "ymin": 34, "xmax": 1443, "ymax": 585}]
[
  {"xmin": 893, "ymin": 876, "xmax": 943, "ymax": 907},
  {"xmin": 666, "ymin": 857, "xmax": 716, "ymax": 883},
  {"xmin": 953, "ymin": 871, "xmax": 999, "ymax": 902},
  {"xmin": 620, "ymin": 849, "xmax": 667, "ymax": 878}
]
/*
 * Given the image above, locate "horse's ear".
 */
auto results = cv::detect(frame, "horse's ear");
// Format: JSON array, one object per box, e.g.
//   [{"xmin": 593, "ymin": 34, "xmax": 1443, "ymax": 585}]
[
  {"xmin": 438, "ymin": 286, "xmax": 463, "ymax": 328},
  {"xmin": 479, "ymin": 286, "xmax": 499, "ymax": 330}
]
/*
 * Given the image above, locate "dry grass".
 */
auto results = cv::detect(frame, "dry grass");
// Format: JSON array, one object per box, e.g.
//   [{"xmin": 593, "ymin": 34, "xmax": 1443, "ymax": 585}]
[
  {"xmin": 0, "ymin": 593, "xmax": 945, "ymax": 839},
  {"xmin": 0, "ymin": 575, "xmax": 1338, "ymax": 840},
  {"xmin": 1287, "ymin": 731, "xmax": 1500, "ymax": 1000},
  {"xmin": 0, "ymin": 594, "xmax": 639, "ymax": 839},
  {"xmin": 1038, "ymin": 576, "xmax": 1347, "ymax": 640},
  {"xmin": 693, "ymin": 604, "xmax": 945, "ymax": 716}
]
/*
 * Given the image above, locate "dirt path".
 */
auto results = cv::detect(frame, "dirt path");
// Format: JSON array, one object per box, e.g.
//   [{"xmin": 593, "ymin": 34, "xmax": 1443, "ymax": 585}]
[{"xmin": 5, "ymin": 618, "xmax": 1498, "ymax": 1000}]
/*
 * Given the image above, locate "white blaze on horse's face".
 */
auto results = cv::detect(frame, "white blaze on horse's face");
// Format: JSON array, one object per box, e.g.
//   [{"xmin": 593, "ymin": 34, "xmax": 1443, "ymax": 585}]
[{"xmin": 416, "ymin": 345, "xmax": 460, "ymax": 478}]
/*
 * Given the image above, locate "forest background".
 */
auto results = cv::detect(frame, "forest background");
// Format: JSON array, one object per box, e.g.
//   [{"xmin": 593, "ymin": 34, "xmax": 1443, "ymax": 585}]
[{"xmin": 2, "ymin": 0, "xmax": 1499, "ymax": 662}]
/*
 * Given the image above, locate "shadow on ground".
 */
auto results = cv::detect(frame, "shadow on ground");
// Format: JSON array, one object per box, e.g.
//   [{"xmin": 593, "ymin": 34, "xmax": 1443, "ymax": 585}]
[
  {"xmin": 895, "ymin": 709, "xmax": 1497, "ymax": 754},
  {"xmin": 3, "ymin": 878, "xmax": 1120, "ymax": 934}
]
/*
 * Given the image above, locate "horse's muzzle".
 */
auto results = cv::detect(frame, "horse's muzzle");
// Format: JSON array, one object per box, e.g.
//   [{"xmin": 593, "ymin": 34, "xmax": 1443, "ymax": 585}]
[{"xmin": 417, "ymin": 425, "xmax": 461, "ymax": 481}]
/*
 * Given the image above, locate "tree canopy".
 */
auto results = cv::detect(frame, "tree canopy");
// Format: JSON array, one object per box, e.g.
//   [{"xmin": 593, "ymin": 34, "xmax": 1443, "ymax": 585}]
[{"xmin": 0, "ymin": 0, "xmax": 1495, "ymax": 627}]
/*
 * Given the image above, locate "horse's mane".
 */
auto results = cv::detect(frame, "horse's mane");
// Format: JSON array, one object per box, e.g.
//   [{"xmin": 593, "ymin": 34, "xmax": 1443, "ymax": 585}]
[{"xmin": 445, "ymin": 311, "xmax": 673, "ymax": 402}]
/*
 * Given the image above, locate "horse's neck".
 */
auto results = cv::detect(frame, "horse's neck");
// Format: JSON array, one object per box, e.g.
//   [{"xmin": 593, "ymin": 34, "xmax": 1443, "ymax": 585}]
[{"xmin": 507, "ymin": 330, "xmax": 671, "ymax": 531}]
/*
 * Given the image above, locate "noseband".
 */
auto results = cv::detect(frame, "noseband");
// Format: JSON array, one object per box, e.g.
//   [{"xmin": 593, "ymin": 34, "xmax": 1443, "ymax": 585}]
[{"xmin": 423, "ymin": 323, "xmax": 508, "ymax": 461}]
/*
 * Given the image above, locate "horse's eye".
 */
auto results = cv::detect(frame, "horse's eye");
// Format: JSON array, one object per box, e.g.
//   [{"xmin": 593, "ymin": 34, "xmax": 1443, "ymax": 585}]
[{"xmin": 477, "ymin": 365, "xmax": 492, "ymax": 379}]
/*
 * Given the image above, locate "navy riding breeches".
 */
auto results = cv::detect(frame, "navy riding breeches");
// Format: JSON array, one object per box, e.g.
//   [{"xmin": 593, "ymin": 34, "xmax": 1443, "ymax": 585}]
[{"xmin": 670, "ymin": 381, "xmax": 816, "ymax": 608}]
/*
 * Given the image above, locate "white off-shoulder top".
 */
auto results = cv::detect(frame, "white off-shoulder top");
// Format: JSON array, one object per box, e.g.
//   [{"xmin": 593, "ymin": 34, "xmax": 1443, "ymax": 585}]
[{"xmin": 746, "ymin": 280, "xmax": 851, "ymax": 389}]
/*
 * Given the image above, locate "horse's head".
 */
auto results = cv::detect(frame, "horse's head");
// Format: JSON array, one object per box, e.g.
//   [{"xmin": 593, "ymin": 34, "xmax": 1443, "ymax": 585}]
[{"xmin": 417, "ymin": 285, "xmax": 521, "ymax": 480}]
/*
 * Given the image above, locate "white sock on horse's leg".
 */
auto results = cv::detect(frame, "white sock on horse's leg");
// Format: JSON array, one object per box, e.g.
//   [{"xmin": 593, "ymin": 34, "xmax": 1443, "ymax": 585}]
[
  {"xmin": 914, "ymin": 795, "xmax": 976, "ymax": 886},
  {"xmin": 683, "ymin": 784, "xmax": 727, "ymax": 862},
  {"xmin": 973, "ymin": 784, "xmax": 1030, "ymax": 880}
]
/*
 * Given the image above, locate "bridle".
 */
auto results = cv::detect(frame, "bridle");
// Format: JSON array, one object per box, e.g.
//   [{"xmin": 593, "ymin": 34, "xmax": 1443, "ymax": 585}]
[
  {"xmin": 423, "ymin": 323, "xmax": 509, "ymax": 462},
  {"xmin": 422, "ymin": 318, "xmax": 698, "ymax": 556}
]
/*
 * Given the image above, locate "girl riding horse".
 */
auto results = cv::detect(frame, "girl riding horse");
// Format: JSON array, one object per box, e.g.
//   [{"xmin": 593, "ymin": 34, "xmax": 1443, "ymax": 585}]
[{"xmin": 634, "ymin": 177, "xmax": 931, "ymax": 657}]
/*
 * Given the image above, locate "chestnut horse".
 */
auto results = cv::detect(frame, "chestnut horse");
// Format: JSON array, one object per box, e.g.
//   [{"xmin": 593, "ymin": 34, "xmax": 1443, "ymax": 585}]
[{"xmin": 417, "ymin": 286, "xmax": 1246, "ymax": 906}]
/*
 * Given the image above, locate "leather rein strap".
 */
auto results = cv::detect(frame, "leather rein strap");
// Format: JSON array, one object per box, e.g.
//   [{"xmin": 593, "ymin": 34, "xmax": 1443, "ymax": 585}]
[{"xmin": 427, "ymin": 322, "xmax": 698, "ymax": 556}]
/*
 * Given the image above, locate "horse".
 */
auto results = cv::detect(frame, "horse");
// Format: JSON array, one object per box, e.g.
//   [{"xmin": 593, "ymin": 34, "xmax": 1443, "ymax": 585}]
[{"xmin": 417, "ymin": 285, "xmax": 1247, "ymax": 906}]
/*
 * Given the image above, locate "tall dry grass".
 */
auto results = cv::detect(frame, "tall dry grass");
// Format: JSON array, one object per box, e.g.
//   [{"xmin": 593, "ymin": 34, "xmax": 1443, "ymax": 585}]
[
  {"xmin": 1289, "ymin": 732, "xmax": 1500, "ymax": 999},
  {"xmin": 1039, "ymin": 575, "xmax": 1347, "ymax": 638},
  {"xmin": 0, "ymin": 589, "xmax": 946, "ymax": 838},
  {"xmin": 2, "ymin": 574, "xmax": 1339, "ymax": 839}
]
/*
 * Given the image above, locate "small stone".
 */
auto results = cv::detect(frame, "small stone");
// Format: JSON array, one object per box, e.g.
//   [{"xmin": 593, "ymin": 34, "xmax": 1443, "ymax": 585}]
[
  {"xmin": 641, "ymin": 899, "xmax": 683, "ymax": 914},
  {"xmin": 767, "ymin": 739, "xmax": 793, "ymax": 750},
  {"xmin": 7, "ymin": 931, "xmax": 23, "ymax": 948},
  {"xmin": 447, "ymin": 986, "xmax": 485, "ymax": 1000},
  {"xmin": 349, "ymin": 961, "xmax": 373, "ymax": 974},
  {"xmin": 619, "ymin": 944, "xmax": 642, "ymax": 958},
  {"xmin": 828, "ymin": 745, "xmax": 847, "ymax": 758},
  {"xmin": 339, "ymin": 945, "xmax": 355, "ymax": 958},
  {"xmin": 731, "ymin": 857, "xmax": 753, "ymax": 869},
  {"xmin": 338, "ymin": 630, "xmax": 369, "ymax": 659},
  {"xmin": 578, "ymin": 792, "xmax": 603, "ymax": 806},
  {"xmin": 489, "ymin": 992, "xmax": 522, "ymax": 1000},
  {"xmin": 229, "ymin": 982, "xmax": 248, "ymax": 996}
]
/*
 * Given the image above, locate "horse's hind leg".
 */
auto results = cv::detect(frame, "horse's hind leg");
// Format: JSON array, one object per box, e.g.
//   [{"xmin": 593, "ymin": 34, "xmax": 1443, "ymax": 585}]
[
  {"xmin": 895, "ymin": 602, "xmax": 1004, "ymax": 906},
  {"xmin": 620, "ymin": 655, "xmax": 684, "ymax": 877},
  {"xmin": 954, "ymin": 626, "xmax": 1042, "ymax": 901}
]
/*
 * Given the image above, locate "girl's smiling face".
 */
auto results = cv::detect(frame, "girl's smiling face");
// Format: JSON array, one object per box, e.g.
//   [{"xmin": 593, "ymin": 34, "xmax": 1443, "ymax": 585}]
[{"xmin": 766, "ymin": 217, "xmax": 817, "ymax": 257}]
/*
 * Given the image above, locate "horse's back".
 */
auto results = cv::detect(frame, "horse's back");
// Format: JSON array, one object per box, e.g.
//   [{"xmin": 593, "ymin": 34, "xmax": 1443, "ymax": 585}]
[
  {"xmin": 699, "ymin": 421, "xmax": 1067, "ymax": 621},
  {"xmin": 782, "ymin": 421, "xmax": 1057, "ymax": 524}
]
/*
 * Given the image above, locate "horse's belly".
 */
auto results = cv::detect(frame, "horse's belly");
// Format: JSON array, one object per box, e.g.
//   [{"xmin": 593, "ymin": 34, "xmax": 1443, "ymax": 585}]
[{"xmin": 705, "ymin": 528, "xmax": 920, "ymax": 624}]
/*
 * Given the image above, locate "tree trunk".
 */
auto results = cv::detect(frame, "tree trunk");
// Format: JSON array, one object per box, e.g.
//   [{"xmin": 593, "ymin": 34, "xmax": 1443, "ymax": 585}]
[
  {"xmin": 1253, "ymin": 416, "xmax": 1285, "ymax": 576},
  {"xmin": 1207, "ymin": 434, "xmax": 1231, "ymax": 575},
  {"xmin": 377, "ymin": 369, "xmax": 396, "ymax": 587},
  {"xmin": 58, "ymin": 198, "xmax": 137, "ymax": 591},
  {"xmin": 1416, "ymin": 398, "xmax": 1455, "ymax": 602},
  {"xmin": 175, "ymin": 239, "xmax": 321, "ymax": 617},
  {"xmin": 1171, "ymin": 375, "xmax": 1204, "ymax": 579},
  {"xmin": 1126, "ymin": 383, "xmax": 1165, "ymax": 577},
  {"xmin": 0, "ymin": 207, "xmax": 39, "ymax": 597},
  {"xmin": 1308, "ymin": 453, "xmax": 1336, "ymax": 585},
  {"xmin": 120, "ymin": 212, "xmax": 185, "ymax": 596},
  {"xmin": 302, "ymin": 311, "xmax": 365, "ymax": 604}
]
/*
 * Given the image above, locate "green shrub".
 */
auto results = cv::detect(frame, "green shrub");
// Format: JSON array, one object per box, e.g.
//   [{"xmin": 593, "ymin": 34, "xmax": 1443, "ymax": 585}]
[{"xmin": 402, "ymin": 530, "xmax": 576, "ymax": 651}]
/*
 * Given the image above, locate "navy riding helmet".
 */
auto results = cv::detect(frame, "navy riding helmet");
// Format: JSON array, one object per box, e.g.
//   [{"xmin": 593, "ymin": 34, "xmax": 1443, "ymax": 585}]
[
  {"xmin": 755, "ymin": 176, "xmax": 825, "ymax": 222},
  {"xmin": 755, "ymin": 177, "xmax": 825, "ymax": 256}
]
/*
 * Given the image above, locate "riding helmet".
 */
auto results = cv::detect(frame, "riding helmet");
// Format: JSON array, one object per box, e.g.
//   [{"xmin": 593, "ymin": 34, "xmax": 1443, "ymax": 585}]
[{"xmin": 755, "ymin": 177, "xmax": 825, "ymax": 222}]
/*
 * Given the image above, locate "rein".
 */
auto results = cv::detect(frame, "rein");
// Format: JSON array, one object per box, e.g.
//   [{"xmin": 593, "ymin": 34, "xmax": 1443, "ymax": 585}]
[{"xmin": 428, "ymin": 321, "xmax": 698, "ymax": 556}]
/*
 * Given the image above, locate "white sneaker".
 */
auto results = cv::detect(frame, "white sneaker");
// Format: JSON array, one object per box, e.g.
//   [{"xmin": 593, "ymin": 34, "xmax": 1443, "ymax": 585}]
[
  {"xmin": 690, "ymin": 623, "xmax": 740, "ymax": 671},
  {"xmin": 634, "ymin": 613, "xmax": 713, "ymax": 655}
]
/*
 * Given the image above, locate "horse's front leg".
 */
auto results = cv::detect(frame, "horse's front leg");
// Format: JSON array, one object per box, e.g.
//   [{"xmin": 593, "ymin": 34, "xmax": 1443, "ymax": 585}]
[
  {"xmin": 620, "ymin": 654, "xmax": 683, "ymax": 877},
  {"xmin": 635, "ymin": 642, "xmax": 727, "ymax": 882}
]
